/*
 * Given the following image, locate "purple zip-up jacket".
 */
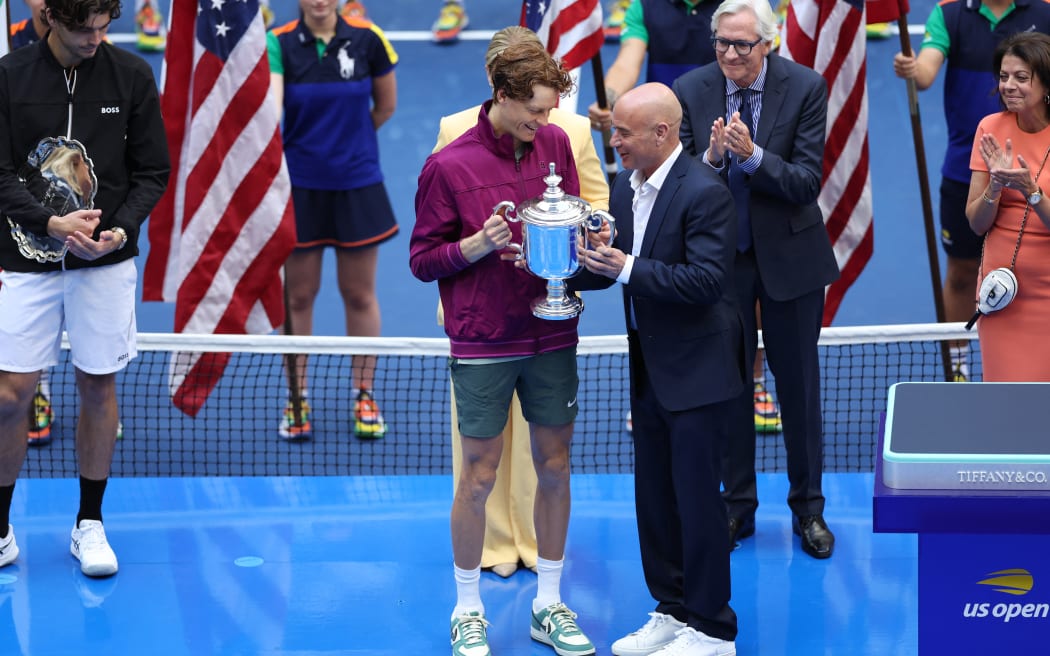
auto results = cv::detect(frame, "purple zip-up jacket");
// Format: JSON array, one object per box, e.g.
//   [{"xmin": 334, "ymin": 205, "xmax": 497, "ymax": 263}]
[{"xmin": 410, "ymin": 101, "xmax": 581, "ymax": 359}]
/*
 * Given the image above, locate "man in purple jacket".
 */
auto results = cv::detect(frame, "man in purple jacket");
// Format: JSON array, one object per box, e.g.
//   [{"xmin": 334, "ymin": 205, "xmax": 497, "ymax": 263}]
[{"xmin": 410, "ymin": 39, "xmax": 595, "ymax": 656}]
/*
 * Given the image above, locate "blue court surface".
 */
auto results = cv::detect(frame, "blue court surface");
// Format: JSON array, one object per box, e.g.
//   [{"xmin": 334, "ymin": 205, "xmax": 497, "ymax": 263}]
[
  {"xmin": 3, "ymin": 473, "xmax": 916, "ymax": 655},
  {"xmin": 1, "ymin": 0, "xmax": 954, "ymax": 654}
]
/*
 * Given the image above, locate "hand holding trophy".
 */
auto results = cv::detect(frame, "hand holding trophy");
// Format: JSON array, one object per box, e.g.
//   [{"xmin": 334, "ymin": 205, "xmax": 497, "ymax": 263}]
[{"xmin": 499, "ymin": 163, "xmax": 615, "ymax": 319}]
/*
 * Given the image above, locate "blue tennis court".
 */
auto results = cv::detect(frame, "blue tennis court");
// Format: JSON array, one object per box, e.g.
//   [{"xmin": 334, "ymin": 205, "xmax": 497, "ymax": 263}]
[{"xmin": 2, "ymin": 0, "xmax": 954, "ymax": 653}]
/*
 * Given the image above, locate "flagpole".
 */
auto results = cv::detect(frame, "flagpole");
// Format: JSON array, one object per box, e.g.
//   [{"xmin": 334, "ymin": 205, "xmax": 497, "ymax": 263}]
[
  {"xmin": 590, "ymin": 51, "xmax": 619, "ymax": 184},
  {"xmin": 897, "ymin": 14, "xmax": 954, "ymax": 383},
  {"xmin": 4, "ymin": 0, "xmax": 11, "ymax": 53},
  {"xmin": 282, "ymin": 268, "xmax": 307, "ymax": 431}
]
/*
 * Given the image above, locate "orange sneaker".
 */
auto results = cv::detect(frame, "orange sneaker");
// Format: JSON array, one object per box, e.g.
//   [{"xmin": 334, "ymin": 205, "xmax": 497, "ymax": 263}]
[
  {"xmin": 27, "ymin": 389, "xmax": 53, "ymax": 446},
  {"xmin": 432, "ymin": 2, "xmax": 469, "ymax": 43},
  {"xmin": 135, "ymin": 0, "xmax": 166, "ymax": 52},
  {"xmin": 278, "ymin": 399, "xmax": 312, "ymax": 441},
  {"xmin": 354, "ymin": 390, "xmax": 386, "ymax": 439},
  {"xmin": 754, "ymin": 382, "xmax": 782, "ymax": 433}
]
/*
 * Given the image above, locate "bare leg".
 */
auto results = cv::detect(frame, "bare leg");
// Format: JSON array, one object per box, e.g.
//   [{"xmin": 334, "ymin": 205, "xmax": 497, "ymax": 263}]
[
  {"xmin": 451, "ymin": 433, "xmax": 504, "ymax": 569},
  {"xmin": 335, "ymin": 247, "xmax": 380, "ymax": 391},
  {"xmin": 74, "ymin": 369, "xmax": 119, "ymax": 481},
  {"xmin": 283, "ymin": 249, "xmax": 324, "ymax": 393},
  {"xmin": 0, "ymin": 371, "xmax": 39, "ymax": 485},
  {"xmin": 530, "ymin": 422, "xmax": 573, "ymax": 561}
]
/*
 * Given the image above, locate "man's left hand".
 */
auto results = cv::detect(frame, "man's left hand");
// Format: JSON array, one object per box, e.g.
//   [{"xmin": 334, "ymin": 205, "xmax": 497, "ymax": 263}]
[
  {"xmin": 580, "ymin": 243, "xmax": 626, "ymax": 279},
  {"xmin": 65, "ymin": 228, "xmax": 124, "ymax": 261}
]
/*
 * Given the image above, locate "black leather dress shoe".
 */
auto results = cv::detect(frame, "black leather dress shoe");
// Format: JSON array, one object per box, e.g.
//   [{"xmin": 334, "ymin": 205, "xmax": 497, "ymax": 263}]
[
  {"xmin": 728, "ymin": 515, "xmax": 755, "ymax": 546},
  {"xmin": 793, "ymin": 514, "xmax": 835, "ymax": 559}
]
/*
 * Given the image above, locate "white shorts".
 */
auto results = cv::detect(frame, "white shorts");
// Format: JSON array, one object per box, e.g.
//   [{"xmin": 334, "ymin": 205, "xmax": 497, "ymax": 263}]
[{"xmin": 0, "ymin": 259, "xmax": 138, "ymax": 374}]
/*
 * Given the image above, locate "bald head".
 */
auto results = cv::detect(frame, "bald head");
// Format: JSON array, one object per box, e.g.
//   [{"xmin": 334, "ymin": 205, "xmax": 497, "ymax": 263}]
[
  {"xmin": 610, "ymin": 83, "xmax": 682, "ymax": 177},
  {"xmin": 618, "ymin": 83, "xmax": 683, "ymax": 130}
]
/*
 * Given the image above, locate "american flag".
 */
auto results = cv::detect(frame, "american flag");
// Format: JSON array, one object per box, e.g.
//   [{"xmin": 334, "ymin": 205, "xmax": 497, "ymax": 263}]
[
  {"xmin": 780, "ymin": 0, "xmax": 873, "ymax": 325},
  {"xmin": 866, "ymin": 0, "xmax": 908, "ymax": 24},
  {"xmin": 520, "ymin": 0, "xmax": 604, "ymax": 71},
  {"xmin": 143, "ymin": 0, "xmax": 296, "ymax": 416}
]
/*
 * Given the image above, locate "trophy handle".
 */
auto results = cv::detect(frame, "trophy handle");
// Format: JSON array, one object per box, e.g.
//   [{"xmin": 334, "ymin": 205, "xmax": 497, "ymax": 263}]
[
  {"xmin": 494, "ymin": 201, "xmax": 525, "ymax": 262},
  {"xmin": 493, "ymin": 200, "xmax": 517, "ymax": 221},
  {"xmin": 505, "ymin": 242, "xmax": 524, "ymax": 262},
  {"xmin": 587, "ymin": 210, "xmax": 616, "ymax": 248}
]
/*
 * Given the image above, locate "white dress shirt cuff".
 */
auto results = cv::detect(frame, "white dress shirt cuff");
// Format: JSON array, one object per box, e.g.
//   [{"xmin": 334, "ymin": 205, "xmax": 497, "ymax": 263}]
[{"xmin": 617, "ymin": 254, "xmax": 635, "ymax": 284}]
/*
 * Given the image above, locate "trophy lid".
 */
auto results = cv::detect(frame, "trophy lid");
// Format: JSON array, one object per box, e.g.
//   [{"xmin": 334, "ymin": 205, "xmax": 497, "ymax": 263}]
[{"xmin": 514, "ymin": 163, "xmax": 591, "ymax": 227}]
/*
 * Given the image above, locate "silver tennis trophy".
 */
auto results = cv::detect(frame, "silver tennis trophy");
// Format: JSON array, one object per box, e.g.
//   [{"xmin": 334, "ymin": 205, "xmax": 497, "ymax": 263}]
[{"xmin": 499, "ymin": 163, "xmax": 615, "ymax": 320}]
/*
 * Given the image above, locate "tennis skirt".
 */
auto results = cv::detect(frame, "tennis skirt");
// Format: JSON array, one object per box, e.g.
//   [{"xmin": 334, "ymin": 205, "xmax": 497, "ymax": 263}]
[{"xmin": 292, "ymin": 183, "xmax": 399, "ymax": 250}]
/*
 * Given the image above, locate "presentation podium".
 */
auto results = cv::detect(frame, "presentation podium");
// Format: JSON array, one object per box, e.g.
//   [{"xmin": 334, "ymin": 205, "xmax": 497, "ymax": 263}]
[{"xmin": 873, "ymin": 382, "xmax": 1050, "ymax": 652}]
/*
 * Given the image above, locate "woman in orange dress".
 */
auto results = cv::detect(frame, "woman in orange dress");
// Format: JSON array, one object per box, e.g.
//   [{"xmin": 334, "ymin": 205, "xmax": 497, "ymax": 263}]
[{"xmin": 967, "ymin": 31, "xmax": 1050, "ymax": 381}]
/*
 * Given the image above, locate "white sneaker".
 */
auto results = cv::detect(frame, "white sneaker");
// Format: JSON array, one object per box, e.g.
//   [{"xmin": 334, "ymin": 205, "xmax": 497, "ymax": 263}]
[
  {"xmin": 0, "ymin": 526, "xmax": 19, "ymax": 567},
  {"xmin": 612, "ymin": 612, "xmax": 686, "ymax": 655},
  {"xmin": 650, "ymin": 627, "xmax": 735, "ymax": 656},
  {"xmin": 70, "ymin": 520, "xmax": 118, "ymax": 577}
]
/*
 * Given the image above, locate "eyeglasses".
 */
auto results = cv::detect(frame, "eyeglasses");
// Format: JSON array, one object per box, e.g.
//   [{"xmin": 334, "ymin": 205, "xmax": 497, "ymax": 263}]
[{"xmin": 711, "ymin": 36, "xmax": 764, "ymax": 56}]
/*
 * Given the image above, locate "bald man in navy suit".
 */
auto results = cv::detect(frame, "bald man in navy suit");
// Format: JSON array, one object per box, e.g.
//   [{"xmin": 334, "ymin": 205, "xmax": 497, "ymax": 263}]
[
  {"xmin": 575, "ymin": 81, "xmax": 743, "ymax": 656},
  {"xmin": 673, "ymin": 0, "xmax": 840, "ymax": 560}
]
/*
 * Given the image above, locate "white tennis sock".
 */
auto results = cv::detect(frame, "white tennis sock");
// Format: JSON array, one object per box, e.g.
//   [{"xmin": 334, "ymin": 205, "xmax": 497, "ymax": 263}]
[
  {"xmin": 452, "ymin": 564, "xmax": 483, "ymax": 618},
  {"xmin": 533, "ymin": 556, "xmax": 564, "ymax": 612}
]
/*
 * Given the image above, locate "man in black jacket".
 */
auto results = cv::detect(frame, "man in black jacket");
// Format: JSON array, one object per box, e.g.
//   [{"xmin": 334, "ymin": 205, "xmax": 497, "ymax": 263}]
[{"xmin": 0, "ymin": 0, "xmax": 169, "ymax": 577}]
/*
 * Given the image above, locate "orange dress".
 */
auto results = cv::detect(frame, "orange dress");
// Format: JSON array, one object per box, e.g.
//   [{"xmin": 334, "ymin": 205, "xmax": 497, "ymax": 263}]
[{"xmin": 970, "ymin": 112, "xmax": 1050, "ymax": 381}]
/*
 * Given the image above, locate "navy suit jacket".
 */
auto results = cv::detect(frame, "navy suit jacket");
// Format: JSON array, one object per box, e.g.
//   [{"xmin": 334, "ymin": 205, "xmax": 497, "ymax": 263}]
[
  {"xmin": 575, "ymin": 150, "xmax": 744, "ymax": 411},
  {"xmin": 673, "ymin": 54, "xmax": 840, "ymax": 301}
]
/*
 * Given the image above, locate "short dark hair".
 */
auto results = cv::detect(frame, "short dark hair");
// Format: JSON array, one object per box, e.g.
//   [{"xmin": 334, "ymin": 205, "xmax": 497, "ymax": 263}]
[
  {"xmin": 45, "ymin": 0, "xmax": 122, "ymax": 30},
  {"xmin": 994, "ymin": 32, "xmax": 1050, "ymax": 112}
]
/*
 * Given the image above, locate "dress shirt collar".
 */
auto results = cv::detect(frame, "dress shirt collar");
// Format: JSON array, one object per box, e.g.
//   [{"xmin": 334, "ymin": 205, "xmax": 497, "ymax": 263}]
[{"xmin": 629, "ymin": 142, "xmax": 683, "ymax": 195}]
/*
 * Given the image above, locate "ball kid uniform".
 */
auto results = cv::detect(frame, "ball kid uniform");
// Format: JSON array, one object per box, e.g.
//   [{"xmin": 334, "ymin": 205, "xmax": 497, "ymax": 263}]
[{"xmin": 267, "ymin": 15, "xmax": 399, "ymax": 250}]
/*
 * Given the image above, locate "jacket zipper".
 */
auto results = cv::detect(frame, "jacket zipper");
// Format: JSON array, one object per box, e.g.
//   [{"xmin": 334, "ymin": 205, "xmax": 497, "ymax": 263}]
[{"xmin": 63, "ymin": 67, "xmax": 76, "ymax": 138}]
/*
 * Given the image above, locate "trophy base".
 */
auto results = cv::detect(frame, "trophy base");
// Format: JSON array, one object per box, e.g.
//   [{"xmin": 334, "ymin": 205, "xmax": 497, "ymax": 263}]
[{"xmin": 531, "ymin": 295, "xmax": 583, "ymax": 320}]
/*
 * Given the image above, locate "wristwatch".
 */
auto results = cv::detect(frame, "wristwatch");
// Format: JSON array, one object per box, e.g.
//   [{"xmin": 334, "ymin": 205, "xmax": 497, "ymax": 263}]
[
  {"xmin": 111, "ymin": 226, "xmax": 128, "ymax": 250},
  {"xmin": 1029, "ymin": 188, "xmax": 1043, "ymax": 206}
]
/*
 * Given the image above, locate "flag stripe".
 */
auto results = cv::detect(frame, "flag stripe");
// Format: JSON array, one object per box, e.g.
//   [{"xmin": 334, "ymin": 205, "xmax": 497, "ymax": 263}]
[
  {"xmin": 146, "ymin": 0, "xmax": 296, "ymax": 416},
  {"xmin": 522, "ymin": 0, "xmax": 604, "ymax": 71},
  {"xmin": 782, "ymin": 0, "xmax": 873, "ymax": 326}
]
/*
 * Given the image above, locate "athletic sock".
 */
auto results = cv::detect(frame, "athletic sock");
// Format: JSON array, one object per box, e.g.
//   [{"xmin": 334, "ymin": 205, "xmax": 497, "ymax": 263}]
[
  {"xmin": 0, "ymin": 484, "xmax": 14, "ymax": 537},
  {"xmin": 452, "ymin": 564, "xmax": 483, "ymax": 618},
  {"xmin": 76, "ymin": 476, "xmax": 108, "ymax": 526},
  {"xmin": 533, "ymin": 556, "xmax": 564, "ymax": 612}
]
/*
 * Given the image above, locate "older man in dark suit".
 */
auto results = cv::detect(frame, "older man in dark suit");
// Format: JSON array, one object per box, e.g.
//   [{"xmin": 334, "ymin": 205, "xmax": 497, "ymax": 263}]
[
  {"xmin": 575, "ymin": 81, "xmax": 742, "ymax": 656},
  {"xmin": 673, "ymin": 0, "xmax": 840, "ymax": 560}
]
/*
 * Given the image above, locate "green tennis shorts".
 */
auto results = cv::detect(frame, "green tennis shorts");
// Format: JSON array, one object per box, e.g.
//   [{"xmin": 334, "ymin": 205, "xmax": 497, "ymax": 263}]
[{"xmin": 449, "ymin": 346, "xmax": 579, "ymax": 439}]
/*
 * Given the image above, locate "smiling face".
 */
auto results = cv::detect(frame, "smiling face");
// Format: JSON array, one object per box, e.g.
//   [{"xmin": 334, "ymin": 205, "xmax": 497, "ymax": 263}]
[
  {"xmin": 999, "ymin": 54, "xmax": 1049, "ymax": 120},
  {"xmin": 713, "ymin": 9, "xmax": 771, "ymax": 88},
  {"xmin": 490, "ymin": 84, "xmax": 559, "ymax": 146},
  {"xmin": 609, "ymin": 112, "xmax": 657, "ymax": 177}
]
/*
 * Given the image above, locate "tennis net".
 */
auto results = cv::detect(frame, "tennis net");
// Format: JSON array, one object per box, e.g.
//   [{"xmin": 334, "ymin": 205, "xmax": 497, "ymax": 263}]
[{"xmin": 22, "ymin": 322, "xmax": 978, "ymax": 478}]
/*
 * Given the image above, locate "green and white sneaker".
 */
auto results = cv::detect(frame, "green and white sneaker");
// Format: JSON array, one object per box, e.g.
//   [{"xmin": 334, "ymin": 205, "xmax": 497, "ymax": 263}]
[
  {"xmin": 451, "ymin": 611, "xmax": 490, "ymax": 656},
  {"xmin": 531, "ymin": 602, "xmax": 595, "ymax": 655}
]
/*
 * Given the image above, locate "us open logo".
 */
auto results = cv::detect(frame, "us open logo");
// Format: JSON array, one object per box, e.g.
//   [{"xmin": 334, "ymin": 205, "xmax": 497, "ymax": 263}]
[{"xmin": 963, "ymin": 569, "xmax": 1050, "ymax": 623}]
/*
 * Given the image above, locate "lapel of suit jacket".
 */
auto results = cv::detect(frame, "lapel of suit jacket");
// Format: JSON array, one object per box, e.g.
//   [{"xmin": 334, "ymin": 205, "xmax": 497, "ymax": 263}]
[
  {"xmin": 755, "ymin": 54, "xmax": 787, "ymax": 150},
  {"xmin": 701, "ymin": 68, "xmax": 728, "ymax": 141},
  {"xmin": 610, "ymin": 170, "xmax": 636, "ymax": 253},
  {"xmin": 637, "ymin": 152, "xmax": 688, "ymax": 258}
]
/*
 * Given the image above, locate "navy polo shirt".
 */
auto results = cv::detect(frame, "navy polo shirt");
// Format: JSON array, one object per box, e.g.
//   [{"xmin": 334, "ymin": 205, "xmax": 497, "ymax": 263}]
[{"xmin": 268, "ymin": 17, "xmax": 397, "ymax": 190}]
